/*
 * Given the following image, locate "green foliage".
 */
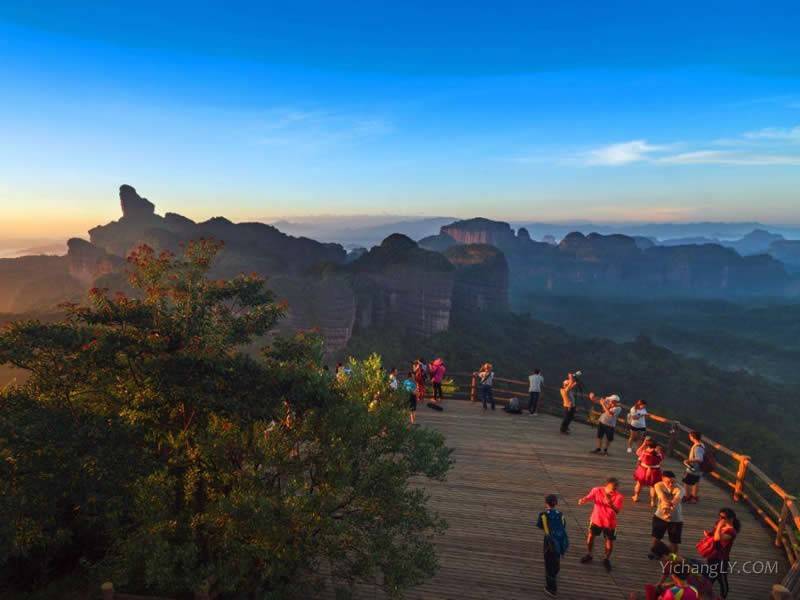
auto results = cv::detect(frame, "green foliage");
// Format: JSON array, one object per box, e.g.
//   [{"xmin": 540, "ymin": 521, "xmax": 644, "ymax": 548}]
[{"xmin": 0, "ymin": 240, "xmax": 452, "ymax": 598}]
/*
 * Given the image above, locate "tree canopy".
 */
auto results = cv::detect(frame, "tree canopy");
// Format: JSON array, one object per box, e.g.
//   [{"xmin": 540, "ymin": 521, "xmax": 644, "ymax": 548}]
[{"xmin": 0, "ymin": 240, "xmax": 452, "ymax": 599}]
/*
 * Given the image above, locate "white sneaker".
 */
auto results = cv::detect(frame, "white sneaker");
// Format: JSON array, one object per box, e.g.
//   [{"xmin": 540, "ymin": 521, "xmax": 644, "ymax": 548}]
[{"xmin": 626, "ymin": 448, "xmax": 632, "ymax": 453}]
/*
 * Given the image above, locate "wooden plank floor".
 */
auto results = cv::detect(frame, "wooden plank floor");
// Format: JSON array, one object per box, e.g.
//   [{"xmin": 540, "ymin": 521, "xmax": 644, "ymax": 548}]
[{"xmin": 324, "ymin": 400, "xmax": 787, "ymax": 600}]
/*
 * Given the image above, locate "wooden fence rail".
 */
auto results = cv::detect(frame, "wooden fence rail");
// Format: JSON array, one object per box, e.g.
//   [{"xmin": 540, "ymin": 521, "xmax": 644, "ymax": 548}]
[{"xmin": 446, "ymin": 371, "xmax": 800, "ymax": 592}]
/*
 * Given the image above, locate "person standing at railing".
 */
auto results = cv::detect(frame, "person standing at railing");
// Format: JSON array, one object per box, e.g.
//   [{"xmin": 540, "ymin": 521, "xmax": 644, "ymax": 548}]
[
  {"xmin": 682, "ymin": 431, "xmax": 705, "ymax": 504},
  {"xmin": 429, "ymin": 358, "xmax": 446, "ymax": 406},
  {"xmin": 528, "ymin": 368, "xmax": 544, "ymax": 415},
  {"xmin": 474, "ymin": 363, "xmax": 495, "ymax": 411},
  {"xmin": 560, "ymin": 373, "xmax": 578, "ymax": 434},
  {"xmin": 627, "ymin": 399, "xmax": 649, "ymax": 454}
]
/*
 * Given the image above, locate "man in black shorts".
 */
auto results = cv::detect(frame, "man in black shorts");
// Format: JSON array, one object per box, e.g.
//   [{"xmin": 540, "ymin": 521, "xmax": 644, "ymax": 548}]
[
  {"xmin": 578, "ymin": 477, "xmax": 624, "ymax": 572},
  {"xmin": 650, "ymin": 470, "xmax": 685, "ymax": 554},
  {"xmin": 591, "ymin": 395, "xmax": 621, "ymax": 456}
]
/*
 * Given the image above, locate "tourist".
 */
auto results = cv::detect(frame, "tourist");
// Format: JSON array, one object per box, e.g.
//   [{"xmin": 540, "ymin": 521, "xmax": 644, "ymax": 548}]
[
  {"xmin": 592, "ymin": 394, "xmax": 622, "ymax": 455},
  {"xmin": 413, "ymin": 360, "xmax": 427, "ymax": 408},
  {"xmin": 429, "ymin": 358, "xmax": 446, "ymax": 404},
  {"xmin": 647, "ymin": 541, "xmax": 714, "ymax": 600},
  {"xmin": 633, "ymin": 437, "xmax": 665, "ymax": 506},
  {"xmin": 578, "ymin": 477, "xmax": 623, "ymax": 572},
  {"xmin": 475, "ymin": 362, "xmax": 495, "ymax": 411},
  {"xmin": 657, "ymin": 568, "xmax": 701, "ymax": 600},
  {"xmin": 703, "ymin": 508, "xmax": 740, "ymax": 599},
  {"xmin": 682, "ymin": 431, "xmax": 705, "ymax": 504},
  {"xmin": 528, "ymin": 368, "xmax": 544, "ymax": 415},
  {"xmin": 559, "ymin": 373, "xmax": 578, "ymax": 434},
  {"xmin": 403, "ymin": 371, "xmax": 417, "ymax": 424},
  {"xmin": 388, "ymin": 367, "xmax": 399, "ymax": 391},
  {"xmin": 537, "ymin": 494, "xmax": 569, "ymax": 598},
  {"xmin": 651, "ymin": 470, "xmax": 684, "ymax": 554},
  {"xmin": 627, "ymin": 399, "xmax": 648, "ymax": 453}
]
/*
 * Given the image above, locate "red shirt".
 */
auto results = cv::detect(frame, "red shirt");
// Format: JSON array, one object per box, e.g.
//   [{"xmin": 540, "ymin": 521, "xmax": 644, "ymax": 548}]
[{"xmin": 582, "ymin": 486, "xmax": 624, "ymax": 529}]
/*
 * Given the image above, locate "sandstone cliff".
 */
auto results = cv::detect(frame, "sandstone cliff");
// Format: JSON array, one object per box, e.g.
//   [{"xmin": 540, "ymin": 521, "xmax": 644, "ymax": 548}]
[{"xmin": 444, "ymin": 244, "xmax": 509, "ymax": 315}]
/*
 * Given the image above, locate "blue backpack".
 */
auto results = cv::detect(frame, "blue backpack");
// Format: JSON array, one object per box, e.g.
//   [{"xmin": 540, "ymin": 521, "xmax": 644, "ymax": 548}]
[{"xmin": 541, "ymin": 510, "xmax": 570, "ymax": 556}]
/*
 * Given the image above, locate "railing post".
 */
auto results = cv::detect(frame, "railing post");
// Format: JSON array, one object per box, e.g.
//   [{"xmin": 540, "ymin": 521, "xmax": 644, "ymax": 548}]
[
  {"xmin": 470, "ymin": 374, "xmax": 477, "ymax": 403},
  {"xmin": 733, "ymin": 455, "xmax": 750, "ymax": 502},
  {"xmin": 775, "ymin": 496, "xmax": 794, "ymax": 547},
  {"xmin": 666, "ymin": 421, "xmax": 680, "ymax": 459}
]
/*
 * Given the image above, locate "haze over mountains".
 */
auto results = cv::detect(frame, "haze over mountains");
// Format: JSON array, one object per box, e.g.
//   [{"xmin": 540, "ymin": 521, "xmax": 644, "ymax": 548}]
[{"xmin": 1, "ymin": 184, "xmax": 799, "ymax": 353}]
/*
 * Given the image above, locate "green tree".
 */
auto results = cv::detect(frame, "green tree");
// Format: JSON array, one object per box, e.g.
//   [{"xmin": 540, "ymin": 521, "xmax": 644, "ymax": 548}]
[{"xmin": 0, "ymin": 240, "xmax": 452, "ymax": 598}]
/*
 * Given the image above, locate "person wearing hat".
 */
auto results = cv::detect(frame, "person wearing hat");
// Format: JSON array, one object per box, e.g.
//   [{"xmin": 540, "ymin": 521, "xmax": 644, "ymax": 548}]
[{"xmin": 592, "ymin": 394, "xmax": 622, "ymax": 456}]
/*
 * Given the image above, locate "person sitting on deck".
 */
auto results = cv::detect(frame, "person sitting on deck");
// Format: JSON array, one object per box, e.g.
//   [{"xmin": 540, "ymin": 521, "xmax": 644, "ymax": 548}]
[
  {"xmin": 578, "ymin": 476, "xmax": 624, "ymax": 572},
  {"xmin": 537, "ymin": 494, "xmax": 570, "ymax": 598},
  {"xmin": 646, "ymin": 541, "xmax": 714, "ymax": 600},
  {"xmin": 559, "ymin": 372, "xmax": 579, "ymax": 434},
  {"xmin": 591, "ymin": 394, "xmax": 622, "ymax": 456}
]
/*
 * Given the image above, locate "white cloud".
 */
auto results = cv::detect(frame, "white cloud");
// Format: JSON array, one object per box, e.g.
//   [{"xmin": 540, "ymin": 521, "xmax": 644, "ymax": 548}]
[
  {"xmin": 585, "ymin": 140, "xmax": 667, "ymax": 166},
  {"xmin": 743, "ymin": 125, "xmax": 800, "ymax": 141},
  {"xmin": 658, "ymin": 150, "xmax": 800, "ymax": 166}
]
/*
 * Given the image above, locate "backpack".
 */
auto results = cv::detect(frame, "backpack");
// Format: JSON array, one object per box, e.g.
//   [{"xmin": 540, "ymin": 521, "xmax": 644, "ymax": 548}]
[
  {"xmin": 699, "ymin": 445, "xmax": 716, "ymax": 474},
  {"xmin": 506, "ymin": 397, "xmax": 521, "ymax": 413},
  {"xmin": 541, "ymin": 510, "xmax": 570, "ymax": 556}
]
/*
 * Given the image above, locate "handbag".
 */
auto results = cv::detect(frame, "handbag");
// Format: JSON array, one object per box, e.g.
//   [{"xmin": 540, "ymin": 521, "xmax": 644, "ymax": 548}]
[{"xmin": 695, "ymin": 533, "xmax": 717, "ymax": 559}]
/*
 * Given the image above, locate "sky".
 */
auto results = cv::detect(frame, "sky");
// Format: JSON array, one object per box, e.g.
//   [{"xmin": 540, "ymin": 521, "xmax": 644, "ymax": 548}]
[{"xmin": 1, "ymin": 1, "xmax": 800, "ymax": 239}]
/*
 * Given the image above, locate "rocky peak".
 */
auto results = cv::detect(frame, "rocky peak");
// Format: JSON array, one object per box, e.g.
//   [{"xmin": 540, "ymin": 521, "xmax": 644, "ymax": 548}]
[
  {"xmin": 441, "ymin": 218, "xmax": 515, "ymax": 246},
  {"xmin": 119, "ymin": 185, "xmax": 155, "ymax": 220}
]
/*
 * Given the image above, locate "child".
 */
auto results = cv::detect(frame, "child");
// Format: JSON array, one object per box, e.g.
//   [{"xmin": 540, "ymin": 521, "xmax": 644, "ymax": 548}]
[{"xmin": 537, "ymin": 494, "xmax": 569, "ymax": 597}]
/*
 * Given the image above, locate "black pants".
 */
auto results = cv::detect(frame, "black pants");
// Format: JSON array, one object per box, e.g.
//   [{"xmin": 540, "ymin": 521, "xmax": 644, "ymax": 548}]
[
  {"xmin": 529, "ymin": 391, "xmax": 540, "ymax": 413},
  {"xmin": 709, "ymin": 559, "xmax": 730, "ymax": 598},
  {"xmin": 433, "ymin": 382, "xmax": 443, "ymax": 401},
  {"xmin": 560, "ymin": 407, "xmax": 575, "ymax": 432},
  {"xmin": 544, "ymin": 544, "xmax": 560, "ymax": 593},
  {"xmin": 481, "ymin": 385, "xmax": 495, "ymax": 409}
]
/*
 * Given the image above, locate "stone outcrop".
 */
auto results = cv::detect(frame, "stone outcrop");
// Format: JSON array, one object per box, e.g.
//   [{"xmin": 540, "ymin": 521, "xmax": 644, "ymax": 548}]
[
  {"xmin": 444, "ymin": 244, "xmax": 509, "ymax": 315},
  {"xmin": 119, "ymin": 184, "xmax": 156, "ymax": 220},
  {"xmin": 66, "ymin": 238, "xmax": 123, "ymax": 285},
  {"xmin": 349, "ymin": 235, "xmax": 455, "ymax": 336},
  {"xmin": 440, "ymin": 218, "xmax": 517, "ymax": 246}
]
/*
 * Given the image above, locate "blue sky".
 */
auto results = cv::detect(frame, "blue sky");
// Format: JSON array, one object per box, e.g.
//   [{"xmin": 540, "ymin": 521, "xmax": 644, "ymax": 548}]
[{"xmin": 1, "ymin": 1, "xmax": 800, "ymax": 238}]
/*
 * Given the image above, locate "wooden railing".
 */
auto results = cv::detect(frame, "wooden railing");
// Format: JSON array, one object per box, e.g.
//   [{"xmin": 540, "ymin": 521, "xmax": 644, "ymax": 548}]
[{"xmin": 447, "ymin": 371, "xmax": 800, "ymax": 589}]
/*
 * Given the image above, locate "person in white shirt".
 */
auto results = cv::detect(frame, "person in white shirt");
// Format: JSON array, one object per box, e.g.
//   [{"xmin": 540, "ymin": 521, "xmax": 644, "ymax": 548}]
[
  {"xmin": 650, "ymin": 470, "xmax": 684, "ymax": 554},
  {"xmin": 388, "ymin": 367, "xmax": 399, "ymax": 391},
  {"xmin": 682, "ymin": 431, "xmax": 706, "ymax": 504},
  {"xmin": 626, "ymin": 399, "xmax": 648, "ymax": 454},
  {"xmin": 592, "ymin": 395, "xmax": 622, "ymax": 456},
  {"xmin": 528, "ymin": 368, "xmax": 544, "ymax": 415}
]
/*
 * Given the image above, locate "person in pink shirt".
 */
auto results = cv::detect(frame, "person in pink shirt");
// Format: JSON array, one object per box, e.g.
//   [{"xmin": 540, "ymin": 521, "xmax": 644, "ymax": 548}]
[
  {"xmin": 429, "ymin": 358, "xmax": 446, "ymax": 405},
  {"xmin": 578, "ymin": 477, "xmax": 624, "ymax": 572}
]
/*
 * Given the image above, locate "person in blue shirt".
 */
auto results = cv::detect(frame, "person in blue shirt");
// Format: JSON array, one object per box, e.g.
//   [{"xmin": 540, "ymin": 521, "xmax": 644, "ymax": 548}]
[{"xmin": 537, "ymin": 494, "xmax": 570, "ymax": 597}]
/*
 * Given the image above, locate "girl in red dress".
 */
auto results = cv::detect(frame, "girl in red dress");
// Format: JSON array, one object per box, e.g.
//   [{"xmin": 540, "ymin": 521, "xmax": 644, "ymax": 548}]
[{"xmin": 633, "ymin": 437, "xmax": 664, "ymax": 506}]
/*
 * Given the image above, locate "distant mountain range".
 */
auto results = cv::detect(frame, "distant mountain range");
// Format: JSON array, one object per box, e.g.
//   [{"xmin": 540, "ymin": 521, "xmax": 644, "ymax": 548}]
[
  {"xmin": 1, "ymin": 185, "xmax": 799, "ymax": 355},
  {"xmin": 268, "ymin": 216, "xmax": 456, "ymax": 249}
]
